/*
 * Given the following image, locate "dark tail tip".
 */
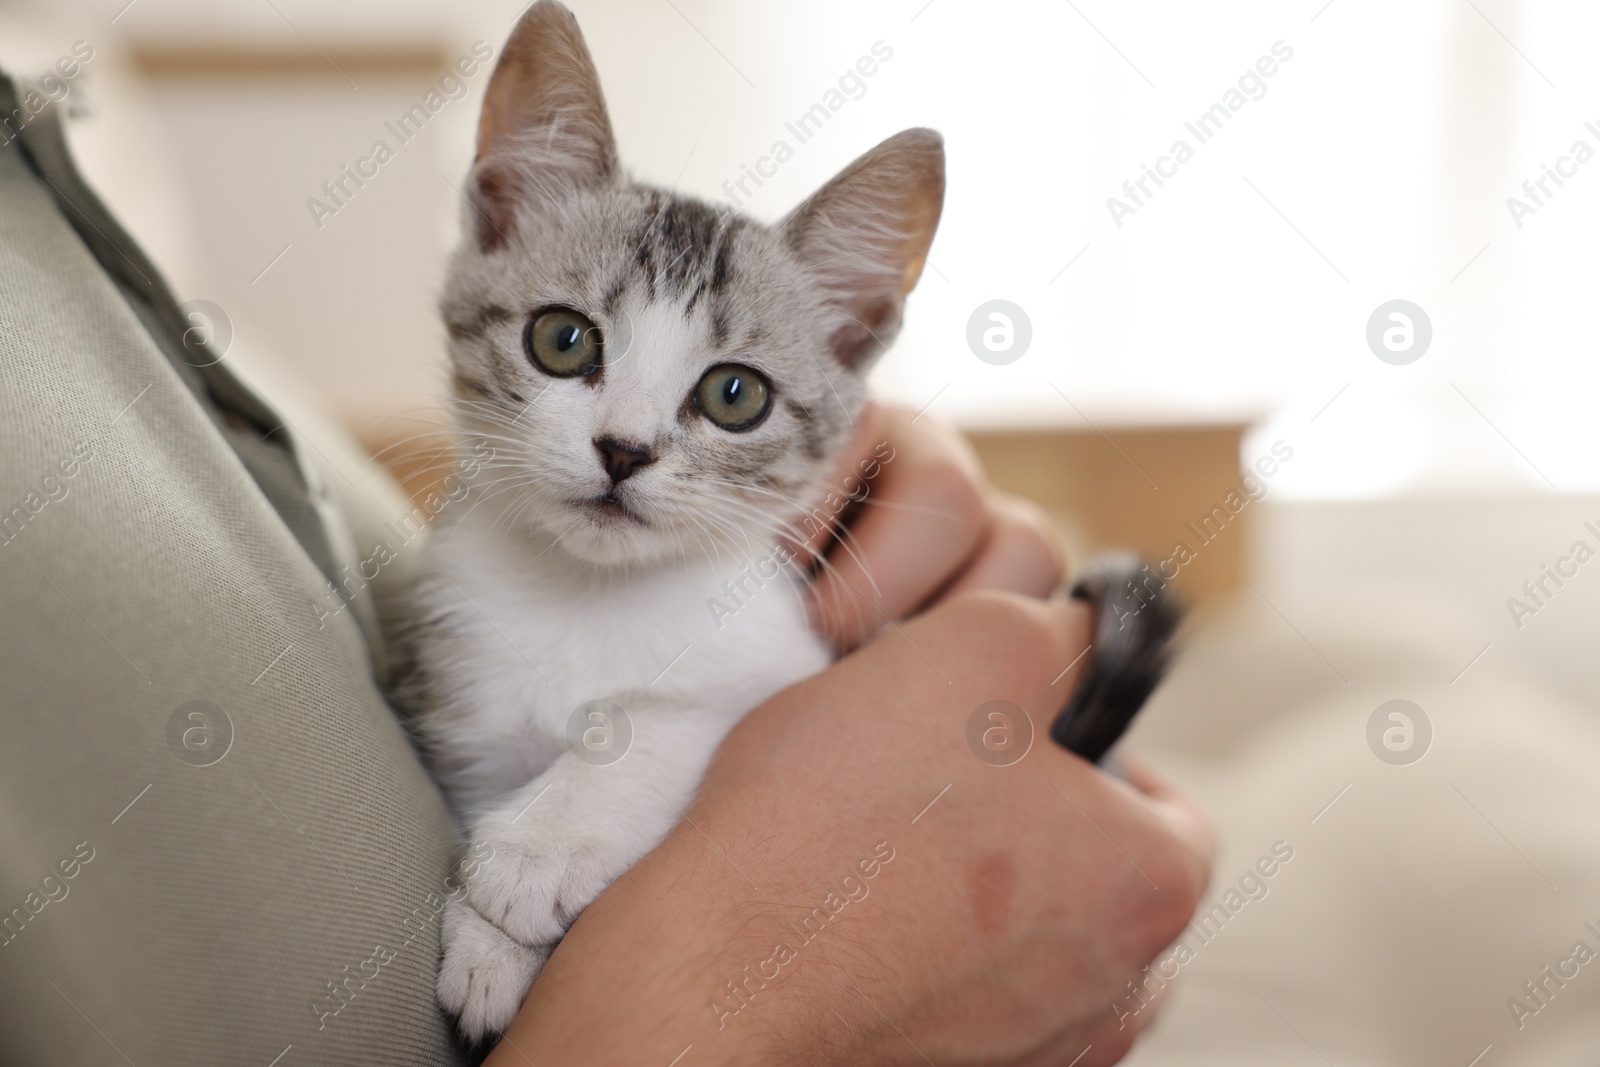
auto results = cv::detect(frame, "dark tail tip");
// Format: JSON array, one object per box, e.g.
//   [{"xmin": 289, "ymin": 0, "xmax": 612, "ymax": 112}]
[{"xmin": 1050, "ymin": 554, "xmax": 1183, "ymax": 764}]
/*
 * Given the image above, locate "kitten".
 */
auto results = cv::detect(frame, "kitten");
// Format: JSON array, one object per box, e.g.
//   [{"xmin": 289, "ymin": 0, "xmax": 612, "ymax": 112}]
[{"xmin": 395, "ymin": 0, "xmax": 1176, "ymax": 1041}]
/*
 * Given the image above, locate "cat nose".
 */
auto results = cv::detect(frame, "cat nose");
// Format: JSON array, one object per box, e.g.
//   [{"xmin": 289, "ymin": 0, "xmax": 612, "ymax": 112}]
[{"xmin": 593, "ymin": 437, "xmax": 656, "ymax": 484}]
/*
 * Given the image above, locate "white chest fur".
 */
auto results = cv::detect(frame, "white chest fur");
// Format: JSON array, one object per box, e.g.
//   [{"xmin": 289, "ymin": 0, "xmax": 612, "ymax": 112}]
[
  {"xmin": 410, "ymin": 509, "xmax": 830, "ymax": 813},
  {"xmin": 412, "ymin": 505, "xmax": 833, "ymax": 1036}
]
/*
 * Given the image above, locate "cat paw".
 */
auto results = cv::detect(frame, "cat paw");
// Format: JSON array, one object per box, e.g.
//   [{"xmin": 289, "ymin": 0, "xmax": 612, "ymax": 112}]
[
  {"xmin": 438, "ymin": 897, "xmax": 550, "ymax": 1041},
  {"xmin": 463, "ymin": 824, "xmax": 622, "ymax": 946}
]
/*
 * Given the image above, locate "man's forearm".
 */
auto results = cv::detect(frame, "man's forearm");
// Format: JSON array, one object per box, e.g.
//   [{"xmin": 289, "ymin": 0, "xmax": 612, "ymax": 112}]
[
  {"xmin": 486, "ymin": 817, "xmax": 830, "ymax": 1065},
  {"xmin": 485, "ymin": 593, "xmax": 1209, "ymax": 1067}
]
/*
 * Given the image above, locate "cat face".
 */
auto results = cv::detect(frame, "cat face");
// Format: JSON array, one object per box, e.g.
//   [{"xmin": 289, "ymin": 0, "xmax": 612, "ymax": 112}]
[{"xmin": 440, "ymin": 1, "xmax": 943, "ymax": 568}]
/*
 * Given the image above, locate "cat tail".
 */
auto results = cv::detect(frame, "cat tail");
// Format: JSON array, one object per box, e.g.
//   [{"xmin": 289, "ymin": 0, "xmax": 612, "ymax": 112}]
[{"xmin": 1050, "ymin": 554, "xmax": 1183, "ymax": 764}]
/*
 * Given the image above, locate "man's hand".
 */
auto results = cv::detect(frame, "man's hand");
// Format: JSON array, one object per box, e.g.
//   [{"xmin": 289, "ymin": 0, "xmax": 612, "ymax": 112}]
[
  {"xmin": 481, "ymin": 406, "xmax": 1210, "ymax": 1065},
  {"xmin": 488, "ymin": 592, "xmax": 1213, "ymax": 1066},
  {"xmin": 800, "ymin": 402, "xmax": 1067, "ymax": 653}
]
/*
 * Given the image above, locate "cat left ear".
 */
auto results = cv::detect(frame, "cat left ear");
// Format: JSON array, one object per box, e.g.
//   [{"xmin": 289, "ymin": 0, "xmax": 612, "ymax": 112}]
[
  {"xmin": 470, "ymin": 0, "xmax": 618, "ymax": 252},
  {"xmin": 782, "ymin": 128, "xmax": 945, "ymax": 370}
]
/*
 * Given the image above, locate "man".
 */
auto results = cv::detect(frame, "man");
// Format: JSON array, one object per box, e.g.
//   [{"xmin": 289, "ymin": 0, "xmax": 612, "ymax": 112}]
[{"xmin": 0, "ymin": 75, "xmax": 1210, "ymax": 1065}]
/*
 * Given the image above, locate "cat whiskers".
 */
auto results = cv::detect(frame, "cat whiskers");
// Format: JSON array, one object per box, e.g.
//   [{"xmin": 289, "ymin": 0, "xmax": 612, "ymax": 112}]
[
  {"xmin": 689, "ymin": 501, "xmax": 833, "ymax": 621},
  {"xmin": 365, "ymin": 401, "xmax": 542, "ymax": 489},
  {"xmin": 683, "ymin": 508, "xmax": 812, "ymax": 618},
  {"xmin": 700, "ymin": 477, "xmax": 882, "ymax": 593},
  {"xmin": 483, "ymin": 477, "xmax": 555, "ymax": 542},
  {"xmin": 696, "ymin": 496, "xmax": 823, "ymax": 575},
  {"xmin": 696, "ymin": 484, "xmax": 898, "ymax": 635}
]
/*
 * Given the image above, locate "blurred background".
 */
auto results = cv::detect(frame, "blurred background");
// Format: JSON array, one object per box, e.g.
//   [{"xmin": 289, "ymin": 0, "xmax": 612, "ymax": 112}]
[{"xmin": 5, "ymin": 0, "xmax": 1600, "ymax": 1062}]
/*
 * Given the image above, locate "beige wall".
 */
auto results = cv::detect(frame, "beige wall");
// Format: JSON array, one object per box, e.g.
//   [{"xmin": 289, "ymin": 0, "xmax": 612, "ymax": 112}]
[{"xmin": 21, "ymin": 0, "xmax": 1596, "ymax": 497}]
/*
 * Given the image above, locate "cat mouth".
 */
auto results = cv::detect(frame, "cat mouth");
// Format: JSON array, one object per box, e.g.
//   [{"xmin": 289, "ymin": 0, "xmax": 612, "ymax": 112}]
[{"xmin": 576, "ymin": 492, "xmax": 646, "ymax": 525}]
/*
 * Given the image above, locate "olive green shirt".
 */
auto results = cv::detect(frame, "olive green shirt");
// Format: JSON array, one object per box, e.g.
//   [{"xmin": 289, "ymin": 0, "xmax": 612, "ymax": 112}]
[{"xmin": 0, "ymin": 77, "xmax": 471, "ymax": 1066}]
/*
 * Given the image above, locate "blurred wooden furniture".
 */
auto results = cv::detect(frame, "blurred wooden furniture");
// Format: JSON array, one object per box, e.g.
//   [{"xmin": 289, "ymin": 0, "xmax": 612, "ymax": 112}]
[
  {"xmin": 967, "ymin": 424, "xmax": 1248, "ymax": 605},
  {"xmin": 360, "ymin": 416, "xmax": 1250, "ymax": 607},
  {"xmin": 131, "ymin": 45, "xmax": 448, "ymax": 77}
]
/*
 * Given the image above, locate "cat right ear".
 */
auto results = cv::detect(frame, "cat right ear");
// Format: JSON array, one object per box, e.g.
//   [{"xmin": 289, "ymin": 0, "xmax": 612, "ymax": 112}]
[
  {"xmin": 469, "ymin": 0, "xmax": 618, "ymax": 253},
  {"xmin": 782, "ymin": 128, "xmax": 945, "ymax": 370}
]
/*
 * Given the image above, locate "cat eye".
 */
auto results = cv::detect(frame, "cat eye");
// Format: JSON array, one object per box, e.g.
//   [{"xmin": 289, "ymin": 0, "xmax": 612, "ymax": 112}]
[
  {"xmin": 525, "ymin": 308, "xmax": 602, "ymax": 378},
  {"xmin": 693, "ymin": 364, "xmax": 772, "ymax": 431}
]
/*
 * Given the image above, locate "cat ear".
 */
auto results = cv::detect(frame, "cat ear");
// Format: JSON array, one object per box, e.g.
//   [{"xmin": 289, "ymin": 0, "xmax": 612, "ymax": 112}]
[
  {"xmin": 469, "ymin": 0, "xmax": 618, "ymax": 252},
  {"xmin": 782, "ymin": 128, "xmax": 945, "ymax": 369}
]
